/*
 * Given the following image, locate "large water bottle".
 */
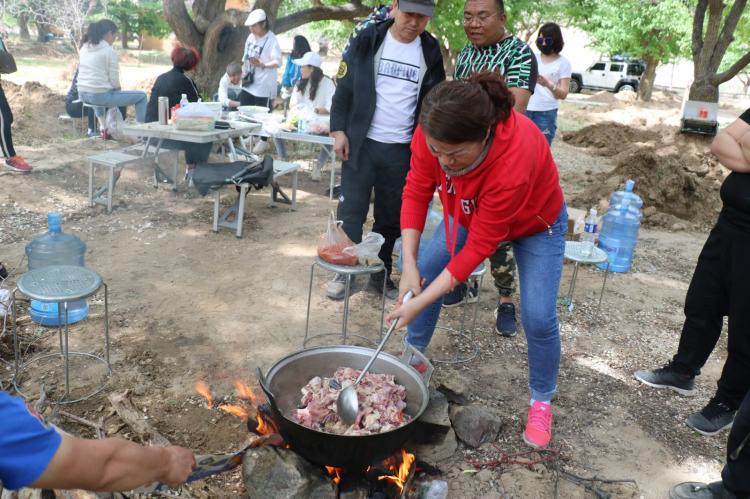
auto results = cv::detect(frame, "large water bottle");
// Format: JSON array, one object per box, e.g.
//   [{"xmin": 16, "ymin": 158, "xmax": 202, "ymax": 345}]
[
  {"xmin": 396, "ymin": 206, "xmax": 443, "ymax": 272},
  {"xmin": 25, "ymin": 212, "xmax": 89, "ymax": 325},
  {"xmin": 596, "ymin": 196, "xmax": 642, "ymax": 273},
  {"xmin": 608, "ymin": 179, "xmax": 643, "ymax": 210}
]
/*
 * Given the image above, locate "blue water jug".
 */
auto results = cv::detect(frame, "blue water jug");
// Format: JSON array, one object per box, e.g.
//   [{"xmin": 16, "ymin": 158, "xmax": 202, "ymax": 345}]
[
  {"xmin": 25, "ymin": 212, "xmax": 89, "ymax": 325},
  {"xmin": 596, "ymin": 195, "xmax": 642, "ymax": 273},
  {"xmin": 608, "ymin": 179, "xmax": 643, "ymax": 210},
  {"xmin": 396, "ymin": 208, "xmax": 443, "ymax": 272}
]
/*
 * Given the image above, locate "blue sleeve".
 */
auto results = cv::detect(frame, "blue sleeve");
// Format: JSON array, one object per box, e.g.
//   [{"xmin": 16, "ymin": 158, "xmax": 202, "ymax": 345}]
[
  {"xmin": 0, "ymin": 392, "xmax": 62, "ymax": 490},
  {"xmin": 282, "ymin": 56, "xmax": 294, "ymax": 87}
]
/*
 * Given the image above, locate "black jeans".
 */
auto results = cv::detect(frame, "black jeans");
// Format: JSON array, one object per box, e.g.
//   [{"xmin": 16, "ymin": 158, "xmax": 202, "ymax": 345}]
[
  {"xmin": 336, "ymin": 138, "xmax": 411, "ymax": 275},
  {"xmin": 673, "ymin": 218, "xmax": 750, "ymax": 408},
  {"xmin": 0, "ymin": 84, "xmax": 15, "ymax": 158},
  {"xmin": 722, "ymin": 390, "xmax": 750, "ymax": 494},
  {"xmin": 239, "ymin": 92, "xmax": 270, "ymax": 111},
  {"xmin": 160, "ymin": 139, "xmax": 212, "ymax": 165}
]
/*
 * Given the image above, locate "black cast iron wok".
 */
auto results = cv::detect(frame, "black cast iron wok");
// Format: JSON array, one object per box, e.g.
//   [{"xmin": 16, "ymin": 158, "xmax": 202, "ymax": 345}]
[{"xmin": 257, "ymin": 345, "xmax": 432, "ymax": 469}]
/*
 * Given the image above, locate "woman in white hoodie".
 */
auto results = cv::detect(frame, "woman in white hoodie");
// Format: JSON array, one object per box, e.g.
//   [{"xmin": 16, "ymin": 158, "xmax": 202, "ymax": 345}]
[{"xmin": 77, "ymin": 20, "xmax": 147, "ymax": 133}]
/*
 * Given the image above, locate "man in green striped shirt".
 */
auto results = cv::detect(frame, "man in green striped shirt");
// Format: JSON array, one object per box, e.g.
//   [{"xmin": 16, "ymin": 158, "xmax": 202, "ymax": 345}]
[{"xmin": 448, "ymin": 0, "xmax": 539, "ymax": 337}]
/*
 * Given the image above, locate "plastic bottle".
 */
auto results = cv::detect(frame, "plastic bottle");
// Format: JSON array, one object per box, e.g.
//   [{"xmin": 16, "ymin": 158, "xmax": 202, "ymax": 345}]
[
  {"xmin": 596, "ymin": 197, "xmax": 642, "ymax": 273},
  {"xmin": 179, "ymin": 93, "xmax": 189, "ymax": 109},
  {"xmin": 25, "ymin": 212, "xmax": 89, "ymax": 325},
  {"xmin": 581, "ymin": 207, "xmax": 598, "ymax": 257},
  {"xmin": 608, "ymin": 179, "xmax": 643, "ymax": 211}
]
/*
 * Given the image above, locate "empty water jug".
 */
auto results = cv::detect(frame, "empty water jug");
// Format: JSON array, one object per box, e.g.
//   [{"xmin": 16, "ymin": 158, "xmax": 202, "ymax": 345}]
[
  {"xmin": 25, "ymin": 212, "xmax": 89, "ymax": 325},
  {"xmin": 608, "ymin": 179, "xmax": 643, "ymax": 210},
  {"xmin": 597, "ymin": 195, "xmax": 642, "ymax": 273}
]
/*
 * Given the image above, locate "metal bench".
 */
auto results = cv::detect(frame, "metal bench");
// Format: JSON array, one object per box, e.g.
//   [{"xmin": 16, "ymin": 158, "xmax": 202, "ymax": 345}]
[
  {"xmin": 212, "ymin": 160, "xmax": 300, "ymax": 238},
  {"xmin": 87, "ymin": 151, "xmax": 142, "ymax": 213}
]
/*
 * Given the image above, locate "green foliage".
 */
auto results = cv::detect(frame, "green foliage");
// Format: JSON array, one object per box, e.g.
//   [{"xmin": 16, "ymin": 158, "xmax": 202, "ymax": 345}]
[
  {"xmin": 105, "ymin": 0, "xmax": 171, "ymax": 40},
  {"xmin": 566, "ymin": 0, "xmax": 691, "ymax": 63},
  {"xmin": 722, "ymin": 11, "xmax": 750, "ymax": 74}
]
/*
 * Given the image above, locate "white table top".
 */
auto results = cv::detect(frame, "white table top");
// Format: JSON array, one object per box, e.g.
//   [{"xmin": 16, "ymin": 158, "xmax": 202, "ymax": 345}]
[
  {"xmin": 564, "ymin": 241, "xmax": 609, "ymax": 265},
  {"xmin": 122, "ymin": 121, "xmax": 260, "ymax": 143},
  {"xmin": 250, "ymin": 128, "xmax": 335, "ymax": 146}
]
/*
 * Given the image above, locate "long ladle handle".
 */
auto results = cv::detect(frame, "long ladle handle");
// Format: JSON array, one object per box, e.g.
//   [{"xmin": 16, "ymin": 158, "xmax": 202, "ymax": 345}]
[{"xmin": 353, "ymin": 290, "xmax": 414, "ymax": 385}]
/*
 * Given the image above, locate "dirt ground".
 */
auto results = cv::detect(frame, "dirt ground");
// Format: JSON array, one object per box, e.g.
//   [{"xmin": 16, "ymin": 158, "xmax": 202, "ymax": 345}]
[{"xmin": 1, "ymin": 43, "xmax": 749, "ymax": 498}]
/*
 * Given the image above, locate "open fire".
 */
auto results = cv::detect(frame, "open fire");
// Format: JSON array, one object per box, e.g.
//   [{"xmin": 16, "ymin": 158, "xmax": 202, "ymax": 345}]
[{"xmin": 195, "ymin": 379, "xmax": 418, "ymax": 498}]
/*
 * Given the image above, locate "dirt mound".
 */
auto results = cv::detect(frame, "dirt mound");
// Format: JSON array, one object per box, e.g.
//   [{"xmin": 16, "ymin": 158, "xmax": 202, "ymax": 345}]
[
  {"xmin": 587, "ymin": 91, "xmax": 616, "ymax": 104},
  {"xmin": 2, "ymin": 80, "xmax": 68, "ymax": 147},
  {"xmin": 562, "ymin": 122, "xmax": 654, "ymax": 156},
  {"xmin": 566, "ymin": 122, "xmax": 726, "ymax": 229}
]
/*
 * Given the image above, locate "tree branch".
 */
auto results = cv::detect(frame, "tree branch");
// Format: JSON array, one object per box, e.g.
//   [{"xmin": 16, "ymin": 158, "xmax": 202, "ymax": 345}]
[
  {"xmin": 700, "ymin": 0, "xmax": 724, "ymax": 68},
  {"xmin": 713, "ymin": 49, "xmax": 750, "ymax": 85},
  {"xmin": 691, "ymin": 0, "xmax": 708, "ymax": 63},
  {"xmin": 274, "ymin": 2, "xmax": 371, "ymax": 34},
  {"xmin": 709, "ymin": 0, "xmax": 748, "ymax": 72},
  {"xmin": 163, "ymin": 0, "xmax": 202, "ymax": 49}
]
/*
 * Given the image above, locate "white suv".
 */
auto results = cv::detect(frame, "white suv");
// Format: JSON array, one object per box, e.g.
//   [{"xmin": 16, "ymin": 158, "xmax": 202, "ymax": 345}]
[{"xmin": 569, "ymin": 59, "xmax": 645, "ymax": 93}]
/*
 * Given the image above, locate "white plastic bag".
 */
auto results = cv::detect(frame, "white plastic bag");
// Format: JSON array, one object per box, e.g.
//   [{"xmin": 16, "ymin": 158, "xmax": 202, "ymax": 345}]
[
  {"xmin": 104, "ymin": 107, "xmax": 125, "ymax": 140},
  {"xmin": 174, "ymin": 102, "xmax": 216, "ymax": 130},
  {"xmin": 343, "ymin": 232, "xmax": 385, "ymax": 266}
]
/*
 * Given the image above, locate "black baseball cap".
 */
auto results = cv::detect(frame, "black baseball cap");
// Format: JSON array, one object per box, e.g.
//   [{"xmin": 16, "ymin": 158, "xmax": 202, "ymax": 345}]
[{"xmin": 399, "ymin": 0, "xmax": 435, "ymax": 16}]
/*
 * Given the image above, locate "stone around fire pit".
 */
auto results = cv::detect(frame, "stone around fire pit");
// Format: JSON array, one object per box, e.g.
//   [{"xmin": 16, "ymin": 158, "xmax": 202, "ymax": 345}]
[
  {"xmin": 436, "ymin": 372, "xmax": 471, "ymax": 405},
  {"xmin": 408, "ymin": 427, "xmax": 458, "ymax": 465},
  {"xmin": 242, "ymin": 446, "xmax": 335, "ymax": 498},
  {"xmin": 449, "ymin": 405, "xmax": 504, "ymax": 448}
]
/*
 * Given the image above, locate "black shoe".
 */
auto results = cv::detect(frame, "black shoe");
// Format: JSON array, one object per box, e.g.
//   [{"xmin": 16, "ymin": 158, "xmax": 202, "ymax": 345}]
[
  {"xmin": 669, "ymin": 481, "xmax": 736, "ymax": 499},
  {"xmin": 442, "ymin": 283, "xmax": 479, "ymax": 308},
  {"xmin": 369, "ymin": 271, "xmax": 398, "ymax": 300},
  {"xmin": 633, "ymin": 362, "xmax": 696, "ymax": 396},
  {"xmin": 686, "ymin": 398, "xmax": 736, "ymax": 436},
  {"xmin": 494, "ymin": 302, "xmax": 517, "ymax": 337}
]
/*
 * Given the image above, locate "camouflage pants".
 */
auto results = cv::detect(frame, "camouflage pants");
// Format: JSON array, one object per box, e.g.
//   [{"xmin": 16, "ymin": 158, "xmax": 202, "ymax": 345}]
[{"xmin": 489, "ymin": 240, "xmax": 517, "ymax": 296}]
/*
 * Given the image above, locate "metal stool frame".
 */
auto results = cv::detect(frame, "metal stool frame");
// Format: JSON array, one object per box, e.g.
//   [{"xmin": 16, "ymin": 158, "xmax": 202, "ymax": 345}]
[
  {"xmin": 432, "ymin": 264, "xmax": 486, "ymax": 365},
  {"xmin": 303, "ymin": 257, "xmax": 387, "ymax": 348},
  {"xmin": 11, "ymin": 266, "xmax": 112, "ymax": 404},
  {"xmin": 562, "ymin": 241, "xmax": 610, "ymax": 329}
]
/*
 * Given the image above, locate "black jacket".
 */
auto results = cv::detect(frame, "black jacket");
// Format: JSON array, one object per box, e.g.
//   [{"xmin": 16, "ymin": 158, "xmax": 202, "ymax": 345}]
[
  {"xmin": 145, "ymin": 67, "xmax": 199, "ymax": 123},
  {"xmin": 330, "ymin": 20, "xmax": 445, "ymax": 166}
]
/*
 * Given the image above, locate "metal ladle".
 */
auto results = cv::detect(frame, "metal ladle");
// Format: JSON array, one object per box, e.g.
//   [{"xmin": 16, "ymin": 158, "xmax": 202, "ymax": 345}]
[{"xmin": 336, "ymin": 290, "xmax": 414, "ymax": 426}]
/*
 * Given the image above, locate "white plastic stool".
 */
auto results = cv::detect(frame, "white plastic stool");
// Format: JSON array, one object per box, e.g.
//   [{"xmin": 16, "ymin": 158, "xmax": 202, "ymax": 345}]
[{"xmin": 563, "ymin": 241, "xmax": 610, "ymax": 327}]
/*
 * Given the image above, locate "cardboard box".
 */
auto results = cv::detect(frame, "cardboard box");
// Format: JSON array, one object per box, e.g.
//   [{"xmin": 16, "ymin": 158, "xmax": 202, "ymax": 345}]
[{"xmin": 567, "ymin": 207, "xmax": 586, "ymax": 240}]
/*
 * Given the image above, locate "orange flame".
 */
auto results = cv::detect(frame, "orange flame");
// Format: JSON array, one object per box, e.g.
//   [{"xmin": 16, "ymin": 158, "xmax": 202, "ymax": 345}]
[
  {"xmin": 377, "ymin": 449, "xmax": 416, "ymax": 494},
  {"xmin": 195, "ymin": 381, "xmax": 214, "ymax": 409},
  {"xmin": 219, "ymin": 404, "xmax": 250, "ymax": 420},
  {"xmin": 234, "ymin": 380, "xmax": 257, "ymax": 404},
  {"xmin": 325, "ymin": 466, "xmax": 342, "ymax": 485},
  {"xmin": 254, "ymin": 413, "xmax": 272, "ymax": 434}
]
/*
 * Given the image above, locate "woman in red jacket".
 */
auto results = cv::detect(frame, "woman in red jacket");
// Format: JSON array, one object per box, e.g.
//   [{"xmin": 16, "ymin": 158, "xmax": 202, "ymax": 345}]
[{"xmin": 388, "ymin": 72, "xmax": 566, "ymax": 448}]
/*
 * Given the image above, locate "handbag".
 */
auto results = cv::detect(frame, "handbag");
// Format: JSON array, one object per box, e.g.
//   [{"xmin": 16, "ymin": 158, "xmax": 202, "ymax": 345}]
[{"xmin": 0, "ymin": 39, "xmax": 17, "ymax": 75}]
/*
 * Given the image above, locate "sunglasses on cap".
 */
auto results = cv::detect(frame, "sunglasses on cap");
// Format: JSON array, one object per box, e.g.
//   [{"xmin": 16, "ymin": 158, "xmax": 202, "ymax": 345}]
[{"xmin": 537, "ymin": 36, "xmax": 554, "ymax": 46}]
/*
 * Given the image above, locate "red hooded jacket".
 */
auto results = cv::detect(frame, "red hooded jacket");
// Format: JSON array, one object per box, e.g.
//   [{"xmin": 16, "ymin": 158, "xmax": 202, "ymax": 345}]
[{"xmin": 400, "ymin": 110, "xmax": 564, "ymax": 283}]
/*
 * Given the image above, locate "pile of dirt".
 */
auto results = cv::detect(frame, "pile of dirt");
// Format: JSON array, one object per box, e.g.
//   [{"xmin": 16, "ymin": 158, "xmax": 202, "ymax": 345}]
[
  {"xmin": 587, "ymin": 91, "xmax": 617, "ymax": 104},
  {"xmin": 3, "ymin": 80, "xmax": 68, "ymax": 147},
  {"xmin": 565, "ymin": 122, "xmax": 726, "ymax": 229},
  {"xmin": 563, "ymin": 121, "xmax": 654, "ymax": 156}
]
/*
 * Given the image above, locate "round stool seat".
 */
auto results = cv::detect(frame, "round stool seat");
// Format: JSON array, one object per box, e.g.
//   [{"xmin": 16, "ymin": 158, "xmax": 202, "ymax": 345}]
[
  {"xmin": 18, "ymin": 265, "xmax": 102, "ymax": 302},
  {"xmin": 313, "ymin": 257, "xmax": 384, "ymax": 276},
  {"xmin": 564, "ymin": 241, "xmax": 608, "ymax": 265}
]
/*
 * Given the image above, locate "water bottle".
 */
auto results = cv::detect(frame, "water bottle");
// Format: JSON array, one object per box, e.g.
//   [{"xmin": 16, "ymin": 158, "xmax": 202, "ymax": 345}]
[
  {"xmin": 581, "ymin": 208, "xmax": 597, "ymax": 257},
  {"xmin": 25, "ymin": 212, "xmax": 89, "ymax": 325},
  {"xmin": 608, "ymin": 179, "xmax": 643, "ymax": 210},
  {"xmin": 179, "ymin": 93, "xmax": 189, "ymax": 109},
  {"xmin": 596, "ymin": 197, "xmax": 642, "ymax": 273},
  {"xmin": 396, "ymin": 206, "xmax": 443, "ymax": 272}
]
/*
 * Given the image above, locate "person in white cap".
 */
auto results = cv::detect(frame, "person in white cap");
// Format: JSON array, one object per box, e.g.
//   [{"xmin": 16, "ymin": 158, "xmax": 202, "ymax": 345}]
[
  {"xmin": 242, "ymin": 8, "xmax": 282, "ymax": 154},
  {"xmin": 274, "ymin": 51, "xmax": 335, "ymax": 180}
]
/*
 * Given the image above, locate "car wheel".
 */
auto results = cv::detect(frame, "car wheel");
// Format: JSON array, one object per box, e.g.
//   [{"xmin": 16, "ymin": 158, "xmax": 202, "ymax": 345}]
[
  {"xmin": 569, "ymin": 79, "xmax": 581, "ymax": 93},
  {"xmin": 616, "ymin": 83, "xmax": 636, "ymax": 93}
]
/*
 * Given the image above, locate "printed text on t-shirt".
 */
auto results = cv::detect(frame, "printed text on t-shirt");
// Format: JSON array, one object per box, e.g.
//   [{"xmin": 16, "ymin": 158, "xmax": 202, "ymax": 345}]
[{"xmin": 378, "ymin": 58, "xmax": 419, "ymax": 83}]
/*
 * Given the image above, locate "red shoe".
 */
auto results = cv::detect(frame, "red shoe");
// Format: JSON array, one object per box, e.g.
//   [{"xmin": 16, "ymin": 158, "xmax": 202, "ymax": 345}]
[
  {"xmin": 101, "ymin": 128, "xmax": 113, "ymax": 140},
  {"xmin": 5, "ymin": 155, "xmax": 32, "ymax": 173},
  {"xmin": 523, "ymin": 401, "xmax": 553, "ymax": 448}
]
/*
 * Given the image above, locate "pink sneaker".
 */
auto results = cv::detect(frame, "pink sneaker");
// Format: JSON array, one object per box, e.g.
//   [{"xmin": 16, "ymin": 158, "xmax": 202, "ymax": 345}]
[{"xmin": 523, "ymin": 401, "xmax": 553, "ymax": 448}]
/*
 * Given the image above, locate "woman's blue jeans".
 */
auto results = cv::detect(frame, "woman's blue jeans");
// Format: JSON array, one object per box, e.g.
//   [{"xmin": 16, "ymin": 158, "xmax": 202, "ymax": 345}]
[
  {"xmin": 527, "ymin": 109, "xmax": 558, "ymax": 146},
  {"xmin": 406, "ymin": 203, "xmax": 567, "ymax": 402},
  {"xmin": 79, "ymin": 90, "xmax": 148, "ymax": 123}
]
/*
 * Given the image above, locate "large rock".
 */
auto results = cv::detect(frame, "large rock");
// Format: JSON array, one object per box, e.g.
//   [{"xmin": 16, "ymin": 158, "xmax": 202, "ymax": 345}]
[
  {"xmin": 419, "ymin": 388, "xmax": 451, "ymax": 430},
  {"xmin": 436, "ymin": 372, "xmax": 471, "ymax": 404},
  {"xmin": 408, "ymin": 427, "xmax": 458, "ymax": 465},
  {"xmin": 449, "ymin": 405, "xmax": 504, "ymax": 448},
  {"xmin": 242, "ymin": 446, "xmax": 335, "ymax": 498}
]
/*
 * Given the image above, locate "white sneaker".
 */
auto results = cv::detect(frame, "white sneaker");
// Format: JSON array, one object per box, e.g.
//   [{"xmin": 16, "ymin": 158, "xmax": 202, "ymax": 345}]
[
  {"xmin": 326, "ymin": 274, "xmax": 353, "ymax": 300},
  {"xmin": 310, "ymin": 162, "xmax": 322, "ymax": 182},
  {"xmin": 253, "ymin": 140, "xmax": 270, "ymax": 154}
]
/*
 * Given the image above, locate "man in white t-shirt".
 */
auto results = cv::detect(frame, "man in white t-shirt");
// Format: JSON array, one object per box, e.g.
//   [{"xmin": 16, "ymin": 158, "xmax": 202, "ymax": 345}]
[
  {"xmin": 328, "ymin": 0, "xmax": 445, "ymax": 300},
  {"xmin": 217, "ymin": 62, "xmax": 243, "ymax": 110}
]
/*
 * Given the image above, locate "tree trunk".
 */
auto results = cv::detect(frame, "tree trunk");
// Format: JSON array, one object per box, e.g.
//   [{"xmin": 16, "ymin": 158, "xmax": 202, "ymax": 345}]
[
  {"xmin": 439, "ymin": 44, "xmax": 458, "ymax": 77},
  {"xmin": 121, "ymin": 32, "xmax": 130, "ymax": 49},
  {"xmin": 18, "ymin": 14, "xmax": 30, "ymax": 40},
  {"xmin": 638, "ymin": 56, "xmax": 658, "ymax": 101},
  {"xmin": 36, "ymin": 22, "xmax": 50, "ymax": 43},
  {"xmin": 689, "ymin": 0, "xmax": 749, "ymax": 103}
]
